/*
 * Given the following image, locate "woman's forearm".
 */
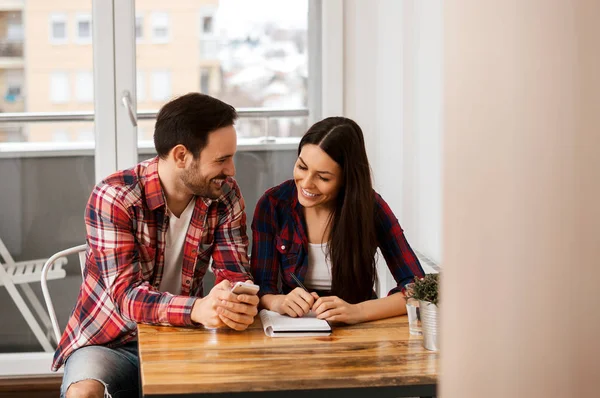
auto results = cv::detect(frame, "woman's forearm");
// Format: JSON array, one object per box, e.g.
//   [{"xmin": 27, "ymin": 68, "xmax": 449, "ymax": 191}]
[
  {"xmin": 259, "ymin": 294, "xmax": 279, "ymax": 311},
  {"xmin": 356, "ymin": 292, "xmax": 407, "ymax": 323}
]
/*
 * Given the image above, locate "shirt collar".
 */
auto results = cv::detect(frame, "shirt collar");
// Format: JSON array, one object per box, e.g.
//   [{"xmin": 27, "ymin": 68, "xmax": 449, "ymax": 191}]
[{"xmin": 143, "ymin": 157, "xmax": 166, "ymax": 211}]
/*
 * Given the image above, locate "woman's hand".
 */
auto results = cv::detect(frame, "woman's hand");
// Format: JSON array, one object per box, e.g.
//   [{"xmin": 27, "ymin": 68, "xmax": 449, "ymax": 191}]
[
  {"xmin": 312, "ymin": 296, "xmax": 364, "ymax": 324},
  {"xmin": 271, "ymin": 288, "xmax": 317, "ymax": 317}
]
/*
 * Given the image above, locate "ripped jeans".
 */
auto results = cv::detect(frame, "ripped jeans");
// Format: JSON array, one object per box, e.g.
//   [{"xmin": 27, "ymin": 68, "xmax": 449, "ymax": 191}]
[{"xmin": 60, "ymin": 341, "xmax": 139, "ymax": 398}]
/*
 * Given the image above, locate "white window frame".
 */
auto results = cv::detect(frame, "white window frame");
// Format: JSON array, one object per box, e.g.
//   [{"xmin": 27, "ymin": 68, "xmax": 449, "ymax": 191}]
[
  {"xmin": 75, "ymin": 13, "xmax": 92, "ymax": 44},
  {"xmin": 49, "ymin": 13, "xmax": 68, "ymax": 45},
  {"xmin": 49, "ymin": 72, "xmax": 70, "ymax": 103},
  {"xmin": 198, "ymin": 6, "xmax": 217, "ymax": 39},
  {"xmin": 151, "ymin": 12, "xmax": 170, "ymax": 43}
]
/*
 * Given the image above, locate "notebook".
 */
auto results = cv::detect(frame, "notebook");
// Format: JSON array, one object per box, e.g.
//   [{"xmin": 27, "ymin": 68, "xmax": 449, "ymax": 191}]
[{"xmin": 259, "ymin": 309, "xmax": 332, "ymax": 337}]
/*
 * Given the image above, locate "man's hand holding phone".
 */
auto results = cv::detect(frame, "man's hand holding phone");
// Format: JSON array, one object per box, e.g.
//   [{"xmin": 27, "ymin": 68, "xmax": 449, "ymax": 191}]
[{"xmin": 191, "ymin": 280, "xmax": 259, "ymax": 331}]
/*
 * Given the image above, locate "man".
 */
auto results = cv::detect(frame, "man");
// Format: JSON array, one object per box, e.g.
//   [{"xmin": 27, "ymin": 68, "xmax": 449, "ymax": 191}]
[{"xmin": 56, "ymin": 93, "xmax": 259, "ymax": 398}]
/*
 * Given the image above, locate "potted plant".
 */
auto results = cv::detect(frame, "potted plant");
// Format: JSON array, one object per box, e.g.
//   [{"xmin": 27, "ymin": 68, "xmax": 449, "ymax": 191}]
[{"xmin": 409, "ymin": 273, "xmax": 439, "ymax": 351}]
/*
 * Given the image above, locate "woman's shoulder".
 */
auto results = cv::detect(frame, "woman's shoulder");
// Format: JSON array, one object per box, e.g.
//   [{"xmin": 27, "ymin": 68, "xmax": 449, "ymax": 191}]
[
  {"xmin": 372, "ymin": 190, "xmax": 395, "ymax": 217},
  {"xmin": 257, "ymin": 179, "xmax": 297, "ymax": 209}
]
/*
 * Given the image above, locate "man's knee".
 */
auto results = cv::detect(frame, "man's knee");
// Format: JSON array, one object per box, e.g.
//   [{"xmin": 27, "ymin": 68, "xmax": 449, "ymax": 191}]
[{"xmin": 65, "ymin": 379, "xmax": 107, "ymax": 398}]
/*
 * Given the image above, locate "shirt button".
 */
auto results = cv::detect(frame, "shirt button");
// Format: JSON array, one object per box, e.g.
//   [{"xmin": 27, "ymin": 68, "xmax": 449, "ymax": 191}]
[
  {"xmin": 281, "ymin": 245, "xmax": 286, "ymax": 250},
  {"xmin": 185, "ymin": 280, "xmax": 190, "ymax": 285}
]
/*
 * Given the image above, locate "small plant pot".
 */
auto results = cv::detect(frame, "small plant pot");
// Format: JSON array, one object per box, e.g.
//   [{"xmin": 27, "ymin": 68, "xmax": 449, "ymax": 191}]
[{"xmin": 419, "ymin": 300, "xmax": 439, "ymax": 351}]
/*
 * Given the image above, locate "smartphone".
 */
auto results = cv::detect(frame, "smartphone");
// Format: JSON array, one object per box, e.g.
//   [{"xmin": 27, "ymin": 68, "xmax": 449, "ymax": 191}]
[{"xmin": 230, "ymin": 281, "xmax": 259, "ymax": 295}]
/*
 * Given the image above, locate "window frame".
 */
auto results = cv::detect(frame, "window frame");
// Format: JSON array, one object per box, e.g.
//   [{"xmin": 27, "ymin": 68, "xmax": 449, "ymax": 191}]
[
  {"xmin": 75, "ymin": 70, "xmax": 94, "ymax": 103},
  {"xmin": 150, "ymin": 12, "xmax": 170, "ymax": 44},
  {"xmin": 135, "ymin": 14, "xmax": 144, "ymax": 42},
  {"xmin": 49, "ymin": 13, "xmax": 68, "ymax": 45},
  {"xmin": 75, "ymin": 13, "xmax": 92, "ymax": 44},
  {"xmin": 49, "ymin": 72, "xmax": 70, "ymax": 104}
]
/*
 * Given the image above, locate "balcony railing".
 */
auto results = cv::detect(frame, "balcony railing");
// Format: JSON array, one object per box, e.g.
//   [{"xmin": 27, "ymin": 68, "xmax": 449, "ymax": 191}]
[
  {"xmin": 0, "ymin": 108, "xmax": 308, "ymax": 158},
  {"xmin": 0, "ymin": 108, "xmax": 308, "ymax": 123}
]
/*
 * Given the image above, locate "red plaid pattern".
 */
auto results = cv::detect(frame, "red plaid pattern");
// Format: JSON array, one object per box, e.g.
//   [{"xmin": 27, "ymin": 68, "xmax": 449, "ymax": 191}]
[{"xmin": 52, "ymin": 157, "xmax": 250, "ymax": 371}]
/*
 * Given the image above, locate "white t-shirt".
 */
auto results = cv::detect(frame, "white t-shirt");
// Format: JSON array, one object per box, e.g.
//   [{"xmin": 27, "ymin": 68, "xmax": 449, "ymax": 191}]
[
  {"xmin": 304, "ymin": 242, "xmax": 332, "ymax": 291},
  {"xmin": 159, "ymin": 199, "xmax": 195, "ymax": 295}
]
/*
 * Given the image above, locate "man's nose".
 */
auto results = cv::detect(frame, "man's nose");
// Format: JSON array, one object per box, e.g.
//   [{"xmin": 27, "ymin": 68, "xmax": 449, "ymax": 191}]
[{"xmin": 224, "ymin": 159, "xmax": 236, "ymax": 176}]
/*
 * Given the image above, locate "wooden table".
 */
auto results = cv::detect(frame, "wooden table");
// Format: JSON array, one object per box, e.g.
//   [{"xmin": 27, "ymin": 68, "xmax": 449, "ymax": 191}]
[{"xmin": 138, "ymin": 315, "xmax": 438, "ymax": 398}]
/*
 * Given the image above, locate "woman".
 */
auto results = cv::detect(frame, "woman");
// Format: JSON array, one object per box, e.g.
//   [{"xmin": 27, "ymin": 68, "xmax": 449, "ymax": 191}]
[{"xmin": 250, "ymin": 117, "xmax": 425, "ymax": 324}]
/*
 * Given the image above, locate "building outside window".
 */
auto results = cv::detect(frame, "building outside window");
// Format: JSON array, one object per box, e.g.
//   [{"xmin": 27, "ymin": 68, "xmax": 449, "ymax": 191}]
[
  {"xmin": 49, "ymin": 13, "xmax": 67, "ymax": 44},
  {"xmin": 75, "ymin": 71, "xmax": 93, "ymax": 102},
  {"xmin": 135, "ymin": 15, "xmax": 144, "ymax": 41},
  {"xmin": 151, "ymin": 12, "xmax": 169, "ymax": 43},
  {"xmin": 76, "ymin": 14, "xmax": 92, "ymax": 43},
  {"xmin": 151, "ymin": 70, "xmax": 171, "ymax": 101},
  {"xmin": 136, "ymin": 71, "xmax": 145, "ymax": 102},
  {"xmin": 49, "ymin": 72, "xmax": 70, "ymax": 103}
]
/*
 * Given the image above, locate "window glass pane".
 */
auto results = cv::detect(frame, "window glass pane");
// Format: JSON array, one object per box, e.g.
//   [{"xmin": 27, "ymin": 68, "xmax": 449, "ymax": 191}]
[
  {"xmin": 50, "ymin": 14, "xmax": 67, "ymax": 41},
  {"xmin": 202, "ymin": 16, "xmax": 213, "ymax": 34},
  {"xmin": 52, "ymin": 22, "xmax": 66, "ymax": 39},
  {"xmin": 136, "ymin": 0, "xmax": 308, "ymax": 140},
  {"xmin": 151, "ymin": 12, "xmax": 169, "ymax": 41},
  {"xmin": 0, "ymin": 3, "xmax": 96, "ymax": 359},
  {"xmin": 78, "ymin": 21, "xmax": 91, "ymax": 39}
]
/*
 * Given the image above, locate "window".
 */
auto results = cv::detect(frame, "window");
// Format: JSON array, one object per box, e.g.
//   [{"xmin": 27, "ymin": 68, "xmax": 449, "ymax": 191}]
[
  {"xmin": 151, "ymin": 70, "xmax": 171, "ymax": 101},
  {"xmin": 7, "ymin": 11, "xmax": 23, "ymax": 42},
  {"xmin": 202, "ymin": 16, "xmax": 214, "ymax": 34},
  {"xmin": 76, "ymin": 14, "xmax": 92, "ymax": 43},
  {"xmin": 75, "ymin": 71, "xmax": 94, "ymax": 102},
  {"xmin": 4, "ymin": 69, "xmax": 23, "ymax": 102},
  {"xmin": 49, "ymin": 14, "xmax": 67, "ymax": 44},
  {"xmin": 135, "ymin": 15, "xmax": 144, "ymax": 41},
  {"xmin": 151, "ymin": 12, "xmax": 170, "ymax": 43},
  {"xmin": 50, "ymin": 72, "xmax": 70, "ymax": 103},
  {"xmin": 136, "ymin": 71, "xmax": 145, "ymax": 101}
]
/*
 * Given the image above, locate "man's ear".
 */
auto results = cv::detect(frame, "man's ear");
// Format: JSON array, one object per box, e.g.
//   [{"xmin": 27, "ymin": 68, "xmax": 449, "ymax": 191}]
[{"xmin": 170, "ymin": 145, "xmax": 189, "ymax": 168}]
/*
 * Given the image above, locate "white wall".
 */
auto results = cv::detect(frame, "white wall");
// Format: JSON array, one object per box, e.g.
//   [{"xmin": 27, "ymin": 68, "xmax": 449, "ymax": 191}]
[{"xmin": 337, "ymin": 0, "xmax": 443, "ymax": 292}]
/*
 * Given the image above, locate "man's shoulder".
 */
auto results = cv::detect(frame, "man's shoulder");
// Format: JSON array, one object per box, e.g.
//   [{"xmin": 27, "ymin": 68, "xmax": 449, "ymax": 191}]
[{"xmin": 94, "ymin": 160, "xmax": 153, "ymax": 208}]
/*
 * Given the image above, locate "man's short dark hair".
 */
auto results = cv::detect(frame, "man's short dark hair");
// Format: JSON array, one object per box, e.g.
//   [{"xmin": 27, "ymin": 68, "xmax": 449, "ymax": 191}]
[{"xmin": 154, "ymin": 93, "xmax": 238, "ymax": 159}]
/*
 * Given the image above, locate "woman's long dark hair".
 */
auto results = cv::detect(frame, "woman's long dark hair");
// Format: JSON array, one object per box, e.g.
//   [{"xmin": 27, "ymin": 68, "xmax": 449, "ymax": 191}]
[{"xmin": 298, "ymin": 117, "xmax": 378, "ymax": 304}]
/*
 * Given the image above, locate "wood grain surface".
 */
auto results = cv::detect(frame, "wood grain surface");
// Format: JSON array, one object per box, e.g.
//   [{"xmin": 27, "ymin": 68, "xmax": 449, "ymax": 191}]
[{"xmin": 138, "ymin": 315, "xmax": 438, "ymax": 396}]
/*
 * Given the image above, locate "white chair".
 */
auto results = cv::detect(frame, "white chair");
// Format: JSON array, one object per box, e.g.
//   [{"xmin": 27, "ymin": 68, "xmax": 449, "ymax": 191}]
[
  {"xmin": 0, "ymin": 238, "xmax": 68, "ymax": 352},
  {"xmin": 40, "ymin": 244, "xmax": 87, "ymax": 346}
]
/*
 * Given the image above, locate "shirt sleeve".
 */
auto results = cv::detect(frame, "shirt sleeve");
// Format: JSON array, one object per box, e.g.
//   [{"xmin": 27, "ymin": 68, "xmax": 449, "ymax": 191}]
[
  {"xmin": 86, "ymin": 184, "xmax": 196, "ymax": 326},
  {"xmin": 374, "ymin": 193, "xmax": 426, "ymax": 296},
  {"xmin": 250, "ymin": 193, "xmax": 280, "ymax": 296},
  {"xmin": 211, "ymin": 178, "xmax": 252, "ymax": 284}
]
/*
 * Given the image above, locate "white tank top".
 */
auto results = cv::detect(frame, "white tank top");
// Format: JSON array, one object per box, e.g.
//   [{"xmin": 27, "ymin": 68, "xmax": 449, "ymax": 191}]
[
  {"xmin": 304, "ymin": 242, "xmax": 332, "ymax": 291},
  {"xmin": 159, "ymin": 199, "xmax": 195, "ymax": 295}
]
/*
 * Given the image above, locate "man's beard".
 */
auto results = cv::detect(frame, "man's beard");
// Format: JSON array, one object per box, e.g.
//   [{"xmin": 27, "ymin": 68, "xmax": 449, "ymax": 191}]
[{"xmin": 181, "ymin": 169, "xmax": 226, "ymax": 199}]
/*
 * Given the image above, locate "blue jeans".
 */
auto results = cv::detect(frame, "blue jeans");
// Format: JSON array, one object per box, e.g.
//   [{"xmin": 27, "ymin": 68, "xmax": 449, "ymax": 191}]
[{"xmin": 60, "ymin": 341, "xmax": 139, "ymax": 398}]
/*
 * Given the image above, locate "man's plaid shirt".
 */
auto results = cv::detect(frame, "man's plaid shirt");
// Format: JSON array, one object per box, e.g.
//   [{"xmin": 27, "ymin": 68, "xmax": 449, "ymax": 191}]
[{"xmin": 52, "ymin": 157, "xmax": 251, "ymax": 371}]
